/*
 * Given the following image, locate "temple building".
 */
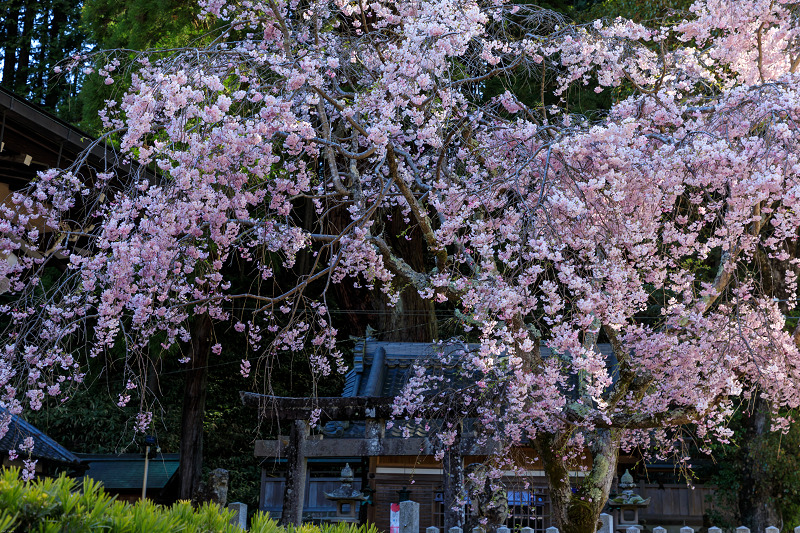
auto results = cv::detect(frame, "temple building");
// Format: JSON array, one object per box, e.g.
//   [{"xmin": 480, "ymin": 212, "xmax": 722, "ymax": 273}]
[{"xmin": 246, "ymin": 340, "xmax": 714, "ymax": 533}]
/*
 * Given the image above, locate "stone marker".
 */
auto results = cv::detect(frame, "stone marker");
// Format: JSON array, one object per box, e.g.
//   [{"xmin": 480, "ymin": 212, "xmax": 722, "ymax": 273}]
[
  {"xmin": 628, "ymin": 527, "xmax": 640, "ymax": 533},
  {"xmin": 708, "ymin": 527, "xmax": 722, "ymax": 533},
  {"xmin": 449, "ymin": 528, "xmax": 462, "ymax": 533},
  {"xmin": 653, "ymin": 527, "xmax": 667, "ymax": 533},
  {"xmin": 546, "ymin": 527, "xmax": 559, "ymax": 533},
  {"xmin": 193, "ymin": 468, "xmax": 229, "ymax": 507},
  {"xmin": 737, "ymin": 526, "xmax": 751, "ymax": 533},
  {"xmin": 521, "ymin": 527, "xmax": 534, "ymax": 533},
  {"xmin": 766, "ymin": 527, "xmax": 780, "ymax": 533},
  {"xmin": 400, "ymin": 500, "xmax": 420, "ymax": 533},
  {"xmin": 427, "ymin": 527, "xmax": 439, "ymax": 533},
  {"xmin": 681, "ymin": 527, "xmax": 694, "ymax": 533},
  {"xmin": 228, "ymin": 502, "xmax": 247, "ymax": 529},
  {"xmin": 497, "ymin": 527, "xmax": 511, "ymax": 533},
  {"xmin": 598, "ymin": 514, "xmax": 613, "ymax": 533}
]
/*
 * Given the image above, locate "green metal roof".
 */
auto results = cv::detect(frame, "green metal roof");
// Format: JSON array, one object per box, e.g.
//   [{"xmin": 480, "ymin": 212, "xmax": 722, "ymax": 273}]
[{"xmin": 76, "ymin": 453, "xmax": 179, "ymax": 491}]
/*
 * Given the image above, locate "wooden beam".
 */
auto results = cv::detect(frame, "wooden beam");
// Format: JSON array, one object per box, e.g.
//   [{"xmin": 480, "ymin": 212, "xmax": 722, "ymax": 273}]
[
  {"xmin": 240, "ymin": 392, "xmax": 396, "ymax": 422},
  {"xmin": 254, "ymin": 434, "xmax": 493, "ymax": 458}
]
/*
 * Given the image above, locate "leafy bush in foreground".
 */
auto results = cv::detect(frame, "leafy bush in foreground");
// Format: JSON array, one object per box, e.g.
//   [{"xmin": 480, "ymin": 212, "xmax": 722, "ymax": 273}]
[{"xmin": 0, "ymin": 468, "xmax": 380, "ymax": 533}]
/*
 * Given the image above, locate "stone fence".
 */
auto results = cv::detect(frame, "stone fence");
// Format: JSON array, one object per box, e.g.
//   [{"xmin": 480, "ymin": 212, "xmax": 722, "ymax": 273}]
[{"xmin": 423, "ymin": 525, "xmax": 793, "ymax": 533}]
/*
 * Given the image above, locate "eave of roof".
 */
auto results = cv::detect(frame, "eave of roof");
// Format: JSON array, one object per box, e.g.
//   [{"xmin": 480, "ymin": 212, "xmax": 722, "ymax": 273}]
[
  {"xmin": 0, "ymin": 407, "xmax": 81, "ymax": 464},
  {"xmin": 76, "ymin": 453, "xmax": 180, "ymax": 491}
]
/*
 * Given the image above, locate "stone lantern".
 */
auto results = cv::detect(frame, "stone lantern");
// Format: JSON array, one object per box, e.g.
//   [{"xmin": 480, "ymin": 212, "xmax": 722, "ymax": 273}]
[
  {"xmin": 324, "ymin": 464, "xmax": 368, "ymax": 523},
  {"xmin": 606, "ymin": 470, "xmax": 651, "ymax": 532}
]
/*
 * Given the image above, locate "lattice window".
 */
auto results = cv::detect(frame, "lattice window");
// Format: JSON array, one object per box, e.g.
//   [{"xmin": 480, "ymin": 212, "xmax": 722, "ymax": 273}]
[{"xmin": 506, "ymin": 489, "xmax": 550, "ymax": 533}]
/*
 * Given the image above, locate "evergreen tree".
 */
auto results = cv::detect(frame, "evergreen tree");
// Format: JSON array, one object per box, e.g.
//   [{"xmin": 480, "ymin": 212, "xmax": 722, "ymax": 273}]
[{"xmin": 0, "ymin": 0, "xmax": 85, "ymax": 121}]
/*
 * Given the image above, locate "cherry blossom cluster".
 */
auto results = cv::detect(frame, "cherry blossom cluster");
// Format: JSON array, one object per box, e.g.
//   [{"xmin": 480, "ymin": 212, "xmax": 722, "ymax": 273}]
[{"xmin": 0, "ymin": 0, "xmax": 799, "ymax": 506}]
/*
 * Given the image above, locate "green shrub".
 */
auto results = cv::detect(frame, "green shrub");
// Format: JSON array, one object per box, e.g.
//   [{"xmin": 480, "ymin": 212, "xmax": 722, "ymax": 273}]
[{"xmin": 0, "ymin": 468, "xmax": 382, "ymax": 533}]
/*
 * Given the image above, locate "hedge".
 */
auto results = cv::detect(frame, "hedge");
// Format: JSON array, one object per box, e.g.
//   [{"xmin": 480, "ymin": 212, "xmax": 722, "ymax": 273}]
[{"xmin": 0, "ymin": 468, "xmax": 381, "ymax": 533}]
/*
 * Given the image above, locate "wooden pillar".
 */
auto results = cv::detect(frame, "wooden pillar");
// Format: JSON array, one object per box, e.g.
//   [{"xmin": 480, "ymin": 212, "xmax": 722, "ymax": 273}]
[
  {"xmin": 443, "ymin": 422, "xmax": 464, "ymax": 531},
  {"xmin": 281, "ymin": 420, "xmax": 310, "ymax": 526}
]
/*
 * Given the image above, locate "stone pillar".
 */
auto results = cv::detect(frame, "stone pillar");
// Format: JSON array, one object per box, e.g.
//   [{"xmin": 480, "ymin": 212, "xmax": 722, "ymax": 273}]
[
  {"xmin": 497, "ymin": 527, "xmax": 511, "ymax": 533},
  {"xmin": 547, "ymin": 527, "xmax": 560, "ymax": 533},
  {"xmin": 229, "ymin": 502, "xmax": 247, "ymax": 529},
  {"xmin": 400, "ymin": 500, "xmax": 420, "ymax": 533},
  {"xmin": 599, "ymin": 513, "xmax": 613, "ymax": 533},
  {"xmin": 427, "ymin": 527, "xmax": 440, "ymax": 533},
  {"xmin": 443, "ymin": 423, "xmax": 465, "ymax": 532},
  {"xmin": 708, "ymin": 528, "xmax": 722, "ymax": 533},
  {"xmin": 281, "ymin": 420, "xmax": 310, "ymax": 526},
  {"xmin": 680, "ymin": 527, "xmax": 694, "ymax": 533},
  {"xmin": 736, "ymin": 526, "xmax": 750, "ymax": 533},
  {"xmin": 766, "ymin": 527, "xmax": 779, "ymax": 533}
]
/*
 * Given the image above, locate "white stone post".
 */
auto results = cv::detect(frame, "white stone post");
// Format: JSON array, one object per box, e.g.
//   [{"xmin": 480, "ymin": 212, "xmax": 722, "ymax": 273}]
[
  {"xmin": 653, "ymin": 527, "xmax": 667, "ymax": 533},
  {"xmin": 400, "ymin": 501, "xmax": 420, "ymax": 533},
  {"xmin": 228, "ymin": 502, "xmax": 247, "ymax": 529},
  {"xmin": 598, "ymin": 513, "xmax": 613, "ymax": 533},
  {"xmin": 708, "ymin": 527, "xmax": 722, "ymax": 533},
  {"xmin": 766, "ymin": 527, "xmax": 780, "ymax": 533},
  {"xmin": 546, "ymin": 527, "xmax": 560, "ymax": 533},
  {"xmin": 427, "ymin": 527, "xmax": 440, "ymax": 533},
  {"xmin": 681, "ymin": 526, "xmax": 694, "ymax": 533}
]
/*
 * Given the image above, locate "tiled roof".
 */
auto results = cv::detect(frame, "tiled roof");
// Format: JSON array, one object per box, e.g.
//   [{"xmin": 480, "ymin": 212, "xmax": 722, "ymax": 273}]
[
  {"xmin": 343, "ymin": 341, "xmax": 618, "ymax": 399},
  {"xmin": 0, "ymin": 407, "xmax": 81, "ymax": 464},
  {"xmin": 330, "ymin": 341, "xmax": 618, "ymax": 439},
  {"xmin": 76, "ymin": 453, "xmax": 180, "ymax": 491}
]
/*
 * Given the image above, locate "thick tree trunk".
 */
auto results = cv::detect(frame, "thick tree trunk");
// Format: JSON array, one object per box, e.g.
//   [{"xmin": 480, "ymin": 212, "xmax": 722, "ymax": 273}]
[
  {"xmin": 1, "ymin": 0, "xmax": 20, "ymax": 88},
  {"xmin": 43, "ymin": 2, "xmax": 66, "ymax": 109},
  {"xmin": 14, "ymin": 2, "xmax": 36, "ymax": 95},
  {"xmin": 373, "ymin": 208, "xmax": 438, "ymax": 342},
  {"xmin": 537, "ymin": 429, "xmax": 621, "ymax": 533},
  {"xmin": 738, "ymin": 399, "xmax": 779, "ymax": 531},
  {"xmin": 178, "ymin": 314, "xmax": 213, "ymax": 500}
]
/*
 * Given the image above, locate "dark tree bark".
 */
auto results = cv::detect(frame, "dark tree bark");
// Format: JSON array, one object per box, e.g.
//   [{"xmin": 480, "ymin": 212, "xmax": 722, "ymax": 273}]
[
  {"xmin": 537, "ymin": 429, "xmax": 621, "ymax": 533},
  {"xmin": 738, "ymin": 398, "xmax": 779, "ymax": 531},
  {"xmin": 329, "ymin": 205, "xmax": 438, "ymax": 343},
  {"xmin": 373, "ymin": 210, "xmax": 438, "ymax": 342},
  {"xmin": 178, "ymin": 314, "xmax": 214, "ymax": 500},
  {"xmin": 14, "ymin": 2, "xmax": 36, "ymax": 95},
  {"xmin": 1, "ymin": 0, "xmax": 21, "ymax": 88},
  {"xmin": 43, "ymin": 1, "xmax": 67, "ymax": 109}
]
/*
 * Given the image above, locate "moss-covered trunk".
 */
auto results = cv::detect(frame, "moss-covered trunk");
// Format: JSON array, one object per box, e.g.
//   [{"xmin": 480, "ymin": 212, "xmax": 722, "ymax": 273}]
[{"xmin": 537, "ymin": 429, "xmax": 621, "ymax": 533}]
